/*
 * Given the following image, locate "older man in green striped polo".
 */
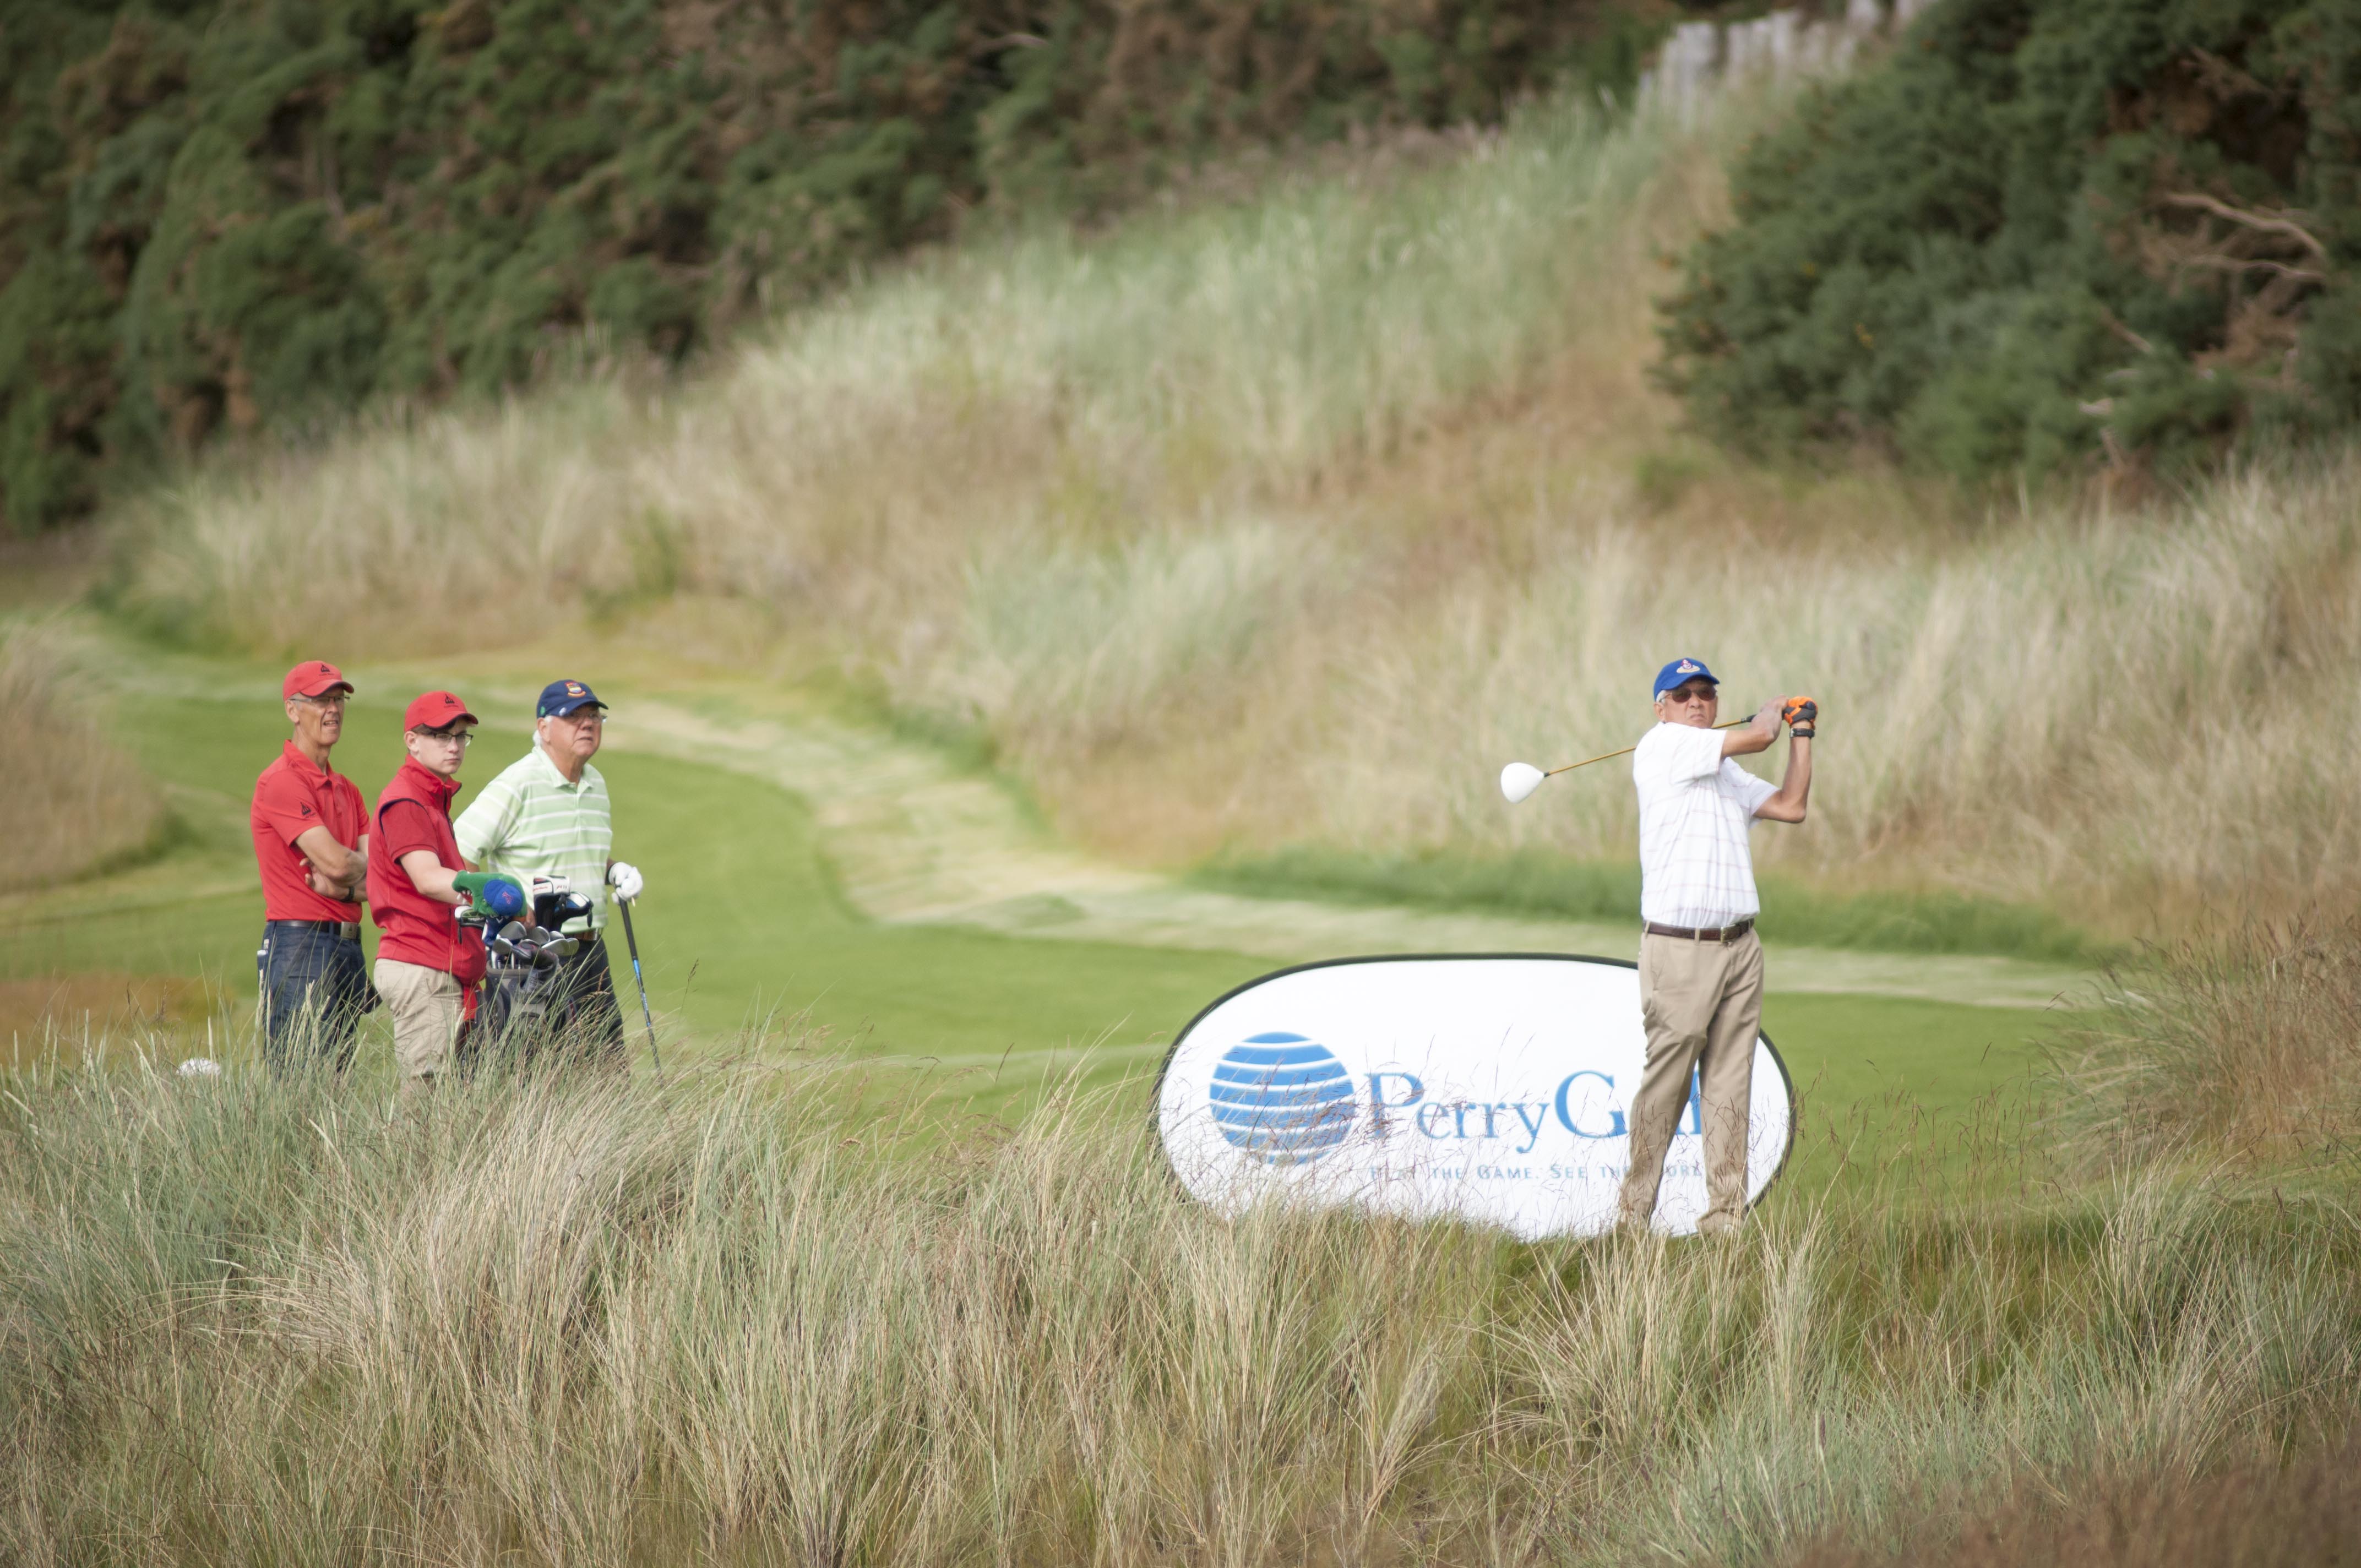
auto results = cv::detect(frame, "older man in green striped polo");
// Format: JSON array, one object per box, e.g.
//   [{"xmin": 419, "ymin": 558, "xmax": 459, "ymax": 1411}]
[{"xmin": 454, "ymin": 678, "xmax": 644, "ymax": 1067}]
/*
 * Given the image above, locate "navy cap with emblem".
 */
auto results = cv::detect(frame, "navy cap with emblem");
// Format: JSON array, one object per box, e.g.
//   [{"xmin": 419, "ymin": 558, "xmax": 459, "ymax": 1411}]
[
  {"xmin": 536, "ymin": 679, "xmax": 606, "ymax": 718},
  {"xmin": 1651, "ymin": 657, "xmax": 1719, "ymax": 699}
]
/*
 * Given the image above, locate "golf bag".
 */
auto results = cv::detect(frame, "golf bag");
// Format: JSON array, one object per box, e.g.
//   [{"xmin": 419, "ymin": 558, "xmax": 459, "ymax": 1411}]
[{"xmin": 458, "ymin": 878, "xmax": 602, "ymax": 1069}]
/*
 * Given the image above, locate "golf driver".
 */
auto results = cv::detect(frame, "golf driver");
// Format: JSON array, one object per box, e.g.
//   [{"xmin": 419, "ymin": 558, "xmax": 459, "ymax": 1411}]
[
  {"xmin": 617, "ymin": 894, "xmax": 663, "ymax": 1083},
  {"xmin": 1502, "ymin": 716, "xmax": 1750, "ymax": 803}
]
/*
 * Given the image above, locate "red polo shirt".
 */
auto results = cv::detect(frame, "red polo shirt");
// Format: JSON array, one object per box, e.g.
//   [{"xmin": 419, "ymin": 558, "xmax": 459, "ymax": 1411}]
[
  {"xmin": 251, "ymin": 742, "xmax": 368, "ymax": 923},
  {"xmin": 367, "ymin": 759, "xmax": 486, "ymax": 983}
]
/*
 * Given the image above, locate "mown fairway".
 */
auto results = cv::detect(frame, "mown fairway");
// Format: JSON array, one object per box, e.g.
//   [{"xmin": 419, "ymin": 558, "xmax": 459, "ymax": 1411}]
[
  {"xmin": 10, "ymin": 676, "xmax": 1260, "ymax": 1097},
  {"xmin": 2, "ymin": 644, "xmax": 2061, "ymax": 1179}
]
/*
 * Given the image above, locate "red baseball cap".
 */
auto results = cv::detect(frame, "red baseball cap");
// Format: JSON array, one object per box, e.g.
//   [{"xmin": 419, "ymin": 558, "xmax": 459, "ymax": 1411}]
[
  {"xmin": 282, "ymin": 660, "xmax": 353, "ymax": 700},
  {"xmin": 402, "ymin": 690, "xmax": 478, "ymax": 731}
]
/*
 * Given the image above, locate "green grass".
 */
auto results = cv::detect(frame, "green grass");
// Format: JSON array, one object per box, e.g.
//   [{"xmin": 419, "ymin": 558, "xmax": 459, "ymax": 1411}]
[
  {"xmin": 6, "ymin": 687, "xmax": 1267, "ymax": 1105},
  {"xmin": 1, "ymin": 673, "xmax": 2070, "ymax": 1144},
  {"xmin": 2, "ymin": 1055, "xmax": 2353, "ymax": 1566},
  {"xmin": 1197, "ymin": 847, "xmax": 2110, "ymax": 964},
  {"xmin": 5, "ymin": 681, "xmax": 2342, "ymax": 1568},
  {"xmin": 1761, "ymin": 992, "xmax": 2052, "ymax": 1201}
]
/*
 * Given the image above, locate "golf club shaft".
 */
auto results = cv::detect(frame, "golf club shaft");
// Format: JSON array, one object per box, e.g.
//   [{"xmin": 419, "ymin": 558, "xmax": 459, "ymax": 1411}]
[
  {"xmin": 617, "ymin": 895, "xmax": 663, "ymax": 1082},
  {"xmin": 1546, "ymin": 716, "xmax": 1750, "ymax": 777}
]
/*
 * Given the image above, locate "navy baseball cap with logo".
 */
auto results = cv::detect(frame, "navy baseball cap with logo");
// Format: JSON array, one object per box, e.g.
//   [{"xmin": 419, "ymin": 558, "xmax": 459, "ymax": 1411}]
[
  {"xmin": 1652, "ymin": 657, "xmax": 1719, "ymax": 699},
  {"xmin": 536, "ymin": 679, "xmax": 606, "ymax": 718}
]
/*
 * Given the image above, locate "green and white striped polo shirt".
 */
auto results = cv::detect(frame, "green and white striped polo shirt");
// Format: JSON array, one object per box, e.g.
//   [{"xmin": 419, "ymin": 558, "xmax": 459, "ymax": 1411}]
[{"xmin": 453, "ymin": 744, "xmax": 613, "ymax": 933}]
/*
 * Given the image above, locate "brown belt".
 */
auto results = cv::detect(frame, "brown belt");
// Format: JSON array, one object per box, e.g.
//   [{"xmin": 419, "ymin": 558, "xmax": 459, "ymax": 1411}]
[{"xmin": 1644, "ymin": 918, "xmax": 1755, "ymax": 944}]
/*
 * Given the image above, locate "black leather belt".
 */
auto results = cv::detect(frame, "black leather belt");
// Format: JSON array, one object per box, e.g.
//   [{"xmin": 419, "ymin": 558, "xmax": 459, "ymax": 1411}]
[
  {"xmin": 1644, "ymin": 918, "xmax": 1755, "ymax": 944},
  {"xmin": 271, "ymin": 919, "xmax": 361, "ymax": 941}
]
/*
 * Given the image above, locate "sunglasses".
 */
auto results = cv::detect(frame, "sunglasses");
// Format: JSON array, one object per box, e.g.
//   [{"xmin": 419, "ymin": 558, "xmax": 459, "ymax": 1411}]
[{"xmin": 1661, "ymin": 684, "xmax": 1718, "ymax": 704}]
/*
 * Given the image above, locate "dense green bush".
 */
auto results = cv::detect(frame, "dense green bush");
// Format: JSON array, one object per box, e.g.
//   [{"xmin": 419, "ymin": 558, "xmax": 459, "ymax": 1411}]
[
  {"xmin": 1657, "ymin": 0, "xmax": 2361, "ymax": 483},
  {"xmin": 0, "ymin": 0, "xmax": 1673, "ymax": 531}
]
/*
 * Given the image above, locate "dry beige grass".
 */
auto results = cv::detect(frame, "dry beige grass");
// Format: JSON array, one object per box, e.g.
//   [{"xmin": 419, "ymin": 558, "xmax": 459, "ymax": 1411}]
[
  {"xmin": 2, "ymin": 1054, "xmax": 2355, "ymax": 1566},
  {"xmin": 0, "ymin": 623, "xmax": 164, "ymax": 892},
  {"xmin": 1777, "ymin": 1436, "xmax": 2361, "ymax": 1568},
  {"xmin": 105, "ymin": 86, "xmax": 2361, "ymax": 933},
  {"xmin": 2057, "ymin": 913, "xmax": 2361, "ymax": 1167}
]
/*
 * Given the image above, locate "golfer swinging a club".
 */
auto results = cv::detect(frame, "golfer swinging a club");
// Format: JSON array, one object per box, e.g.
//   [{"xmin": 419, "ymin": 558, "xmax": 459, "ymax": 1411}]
[{"xmin": 1619, "ymin": 658, "xmax": 1814, "ymax": 1237}]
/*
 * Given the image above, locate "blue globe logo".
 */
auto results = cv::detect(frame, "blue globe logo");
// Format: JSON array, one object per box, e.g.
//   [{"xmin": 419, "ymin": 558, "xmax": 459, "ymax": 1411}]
[{"xmin": 1209, "ymin": 1033, "xmax": 1355, "ymax": 1165}]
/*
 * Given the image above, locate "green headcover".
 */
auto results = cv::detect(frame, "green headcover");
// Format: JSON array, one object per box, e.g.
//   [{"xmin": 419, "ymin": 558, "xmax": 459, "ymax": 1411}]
[{"xmin": 451, "ymin": 872, "xmax": 526, "ymax": 917}]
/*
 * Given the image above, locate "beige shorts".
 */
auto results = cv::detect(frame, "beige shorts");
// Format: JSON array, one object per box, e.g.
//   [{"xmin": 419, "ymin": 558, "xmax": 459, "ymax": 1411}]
[{"xmin": 373, "ymin": 959, "xmax": 466, "ymax": 1085}]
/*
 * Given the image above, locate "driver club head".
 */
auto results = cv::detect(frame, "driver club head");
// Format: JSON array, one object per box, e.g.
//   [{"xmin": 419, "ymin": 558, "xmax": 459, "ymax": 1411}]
[{"xmin": 1500, "ymin": 762, "xmax": 1546, "ymax": 804}]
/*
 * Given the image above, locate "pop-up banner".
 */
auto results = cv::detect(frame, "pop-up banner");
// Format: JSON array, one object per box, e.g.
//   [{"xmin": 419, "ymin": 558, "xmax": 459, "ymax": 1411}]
[{"xmin": 1155, "ymin": 954, "xmax": 1794, "ymax": 1239}]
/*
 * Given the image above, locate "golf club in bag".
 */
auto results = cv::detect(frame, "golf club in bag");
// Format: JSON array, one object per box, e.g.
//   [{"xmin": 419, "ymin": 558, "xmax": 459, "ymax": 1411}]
[{"xmin": 458, "ymin": 876, "xmax": 596, "ymax": 1069}]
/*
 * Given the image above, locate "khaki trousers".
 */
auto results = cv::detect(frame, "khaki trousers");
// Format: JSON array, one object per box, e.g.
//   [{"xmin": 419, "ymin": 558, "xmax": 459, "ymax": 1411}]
[
  {"xmin": 374, "ymin": 959, "xmax": 465, "ymax": 1092},
  {"xmin": 1618, "ymin": 929, "xmax": 1764, "ymax": 1235}
]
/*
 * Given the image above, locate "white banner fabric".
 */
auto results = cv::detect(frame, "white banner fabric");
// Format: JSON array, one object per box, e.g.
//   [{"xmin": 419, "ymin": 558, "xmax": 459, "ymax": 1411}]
[{"xmin": 1155, "ymin": 954, "xmax": 1794, "ymax": 1239}]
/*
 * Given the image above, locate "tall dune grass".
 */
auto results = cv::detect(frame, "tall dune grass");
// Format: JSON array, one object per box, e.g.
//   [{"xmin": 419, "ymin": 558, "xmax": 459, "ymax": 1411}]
[
  {"xmin": 116, "ymin": 96, "xmax": 1707, "ymax": 654},
  {"xmin": 2055, "ymin": 913, "xmax": 2361, "ymax": 1169},
  {"xmin": 2, "ymin": 1047, "xmax": 2357, "ymax": 1565},
  {"xmin": 107, "ymin": 81, "xmax": 2361, "ymax": 929},
  {"xmin": 0, "ymin": 622, "xmax": 164, "ymax": 892},
  {"xmin": 1778, "ymin": 1438, "xmax": 2361, "ymax": 1568},
  {"xmin": 1301, "ymin": 450, "xmax": 2361, "ymax": 922}
]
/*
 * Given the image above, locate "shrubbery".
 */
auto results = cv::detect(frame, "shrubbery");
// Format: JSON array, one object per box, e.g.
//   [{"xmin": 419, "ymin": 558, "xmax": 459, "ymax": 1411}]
[
  {"xmin": 1657, "ymin": 0, "xmax": 2361, "ymax": 483},
  {"xmin": 0, "ymin": 0, "xmax": 1671, "ymax": 531}
]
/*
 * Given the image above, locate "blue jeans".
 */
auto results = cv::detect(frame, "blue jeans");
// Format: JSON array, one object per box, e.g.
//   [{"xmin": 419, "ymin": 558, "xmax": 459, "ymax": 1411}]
[{"xmin": 258, "ymin": 922, "xmax": 373, "ymax": 1073}]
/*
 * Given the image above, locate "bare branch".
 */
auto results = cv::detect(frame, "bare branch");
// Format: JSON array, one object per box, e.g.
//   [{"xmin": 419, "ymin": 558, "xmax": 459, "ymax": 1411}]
[
  {"xmin": 2185, "ymin": 48, "xmax": 2273, "ymax": 104},
  {"xmin": 2161, "ymin": 193, "xmax": 2329, "ymax": 261},
  {"xmin": 2101, "ymin": 310, "xmax": 2154, "ymax": 356},
  {"xmin": 2174, "ymin": 254, "xmax": 2327, "ymax": 286}
]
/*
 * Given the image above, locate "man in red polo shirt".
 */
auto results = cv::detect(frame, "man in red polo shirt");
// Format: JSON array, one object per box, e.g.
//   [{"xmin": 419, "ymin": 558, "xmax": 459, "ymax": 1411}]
[
  {"xmin": 251, "ymin": 660, "xmax": 374, "ymax": 1072},
  {"xmin": 366, "ymin": 690, "xmax": 519, "ymax": 1094}
]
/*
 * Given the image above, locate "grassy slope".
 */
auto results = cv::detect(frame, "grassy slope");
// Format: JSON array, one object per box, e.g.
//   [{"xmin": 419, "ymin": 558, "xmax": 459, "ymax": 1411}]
[
  {"xmin": 7, "ymin": 687, "xmax": 1261, "ymax": 1097},
  {"xmin": 107, "ymin": 81, "xmax": 2361, "ymax": 936}
]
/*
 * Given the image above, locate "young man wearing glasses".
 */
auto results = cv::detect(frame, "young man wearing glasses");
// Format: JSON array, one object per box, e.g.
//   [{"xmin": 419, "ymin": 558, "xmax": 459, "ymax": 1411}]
[
  {"xmin": 368, "ymin": 691, "xmax": 515, "ymax": 1094},
  {"xmin": 454, "ymin": 679, "xmax": 643, "ymax": 1068},
  {"xmin": 1619, "ymin": 657, "xmax": 1815, "ymax": 1237},
  {"xmin": 249, "ymin": 661, "xmax": 374, "ymax": 1072}
]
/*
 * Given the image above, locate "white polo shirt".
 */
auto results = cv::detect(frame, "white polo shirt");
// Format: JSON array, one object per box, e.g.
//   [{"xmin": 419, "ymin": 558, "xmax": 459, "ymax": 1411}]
[{"xmin": 1633, "ymin": 721, "xmax": 1777, "ymax": 929}]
